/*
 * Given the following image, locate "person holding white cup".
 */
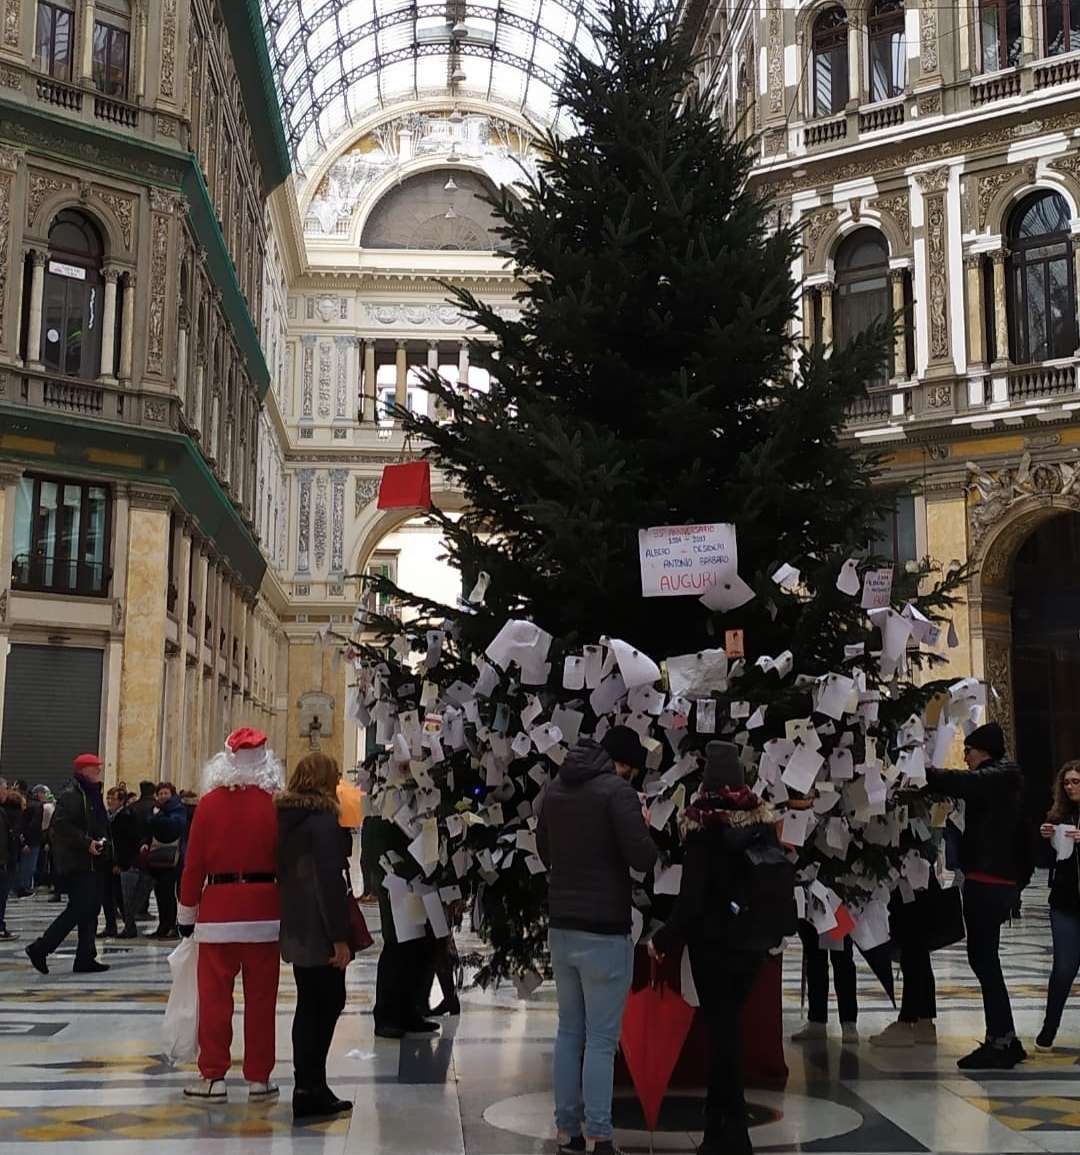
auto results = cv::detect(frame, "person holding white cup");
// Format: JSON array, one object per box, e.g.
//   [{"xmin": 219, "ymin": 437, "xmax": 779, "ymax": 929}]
[{"xmin": 1036, "ymin": 761, "xmax": 1080, "ymax": 1051}]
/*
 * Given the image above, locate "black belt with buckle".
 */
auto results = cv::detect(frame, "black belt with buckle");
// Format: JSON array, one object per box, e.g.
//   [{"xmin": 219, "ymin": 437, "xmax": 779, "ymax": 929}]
[{"xmin": 206, "ymin": 873, "xmax": 277, "ymax": 886}]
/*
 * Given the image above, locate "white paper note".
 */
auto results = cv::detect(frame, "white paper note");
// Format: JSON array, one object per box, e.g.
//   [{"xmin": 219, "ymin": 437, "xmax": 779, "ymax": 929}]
[
  {"xmin": 836, "ymin": 558, "xmax": 861, "ymax": 596},
  {"xmin": 563, "ymin": 655, "xmax": 585, "ymax": 691},
  {"xmin": 780, "ymin": 808, "xmax": 816, "ymax": 847},
  {"xmin": 1054, "ymin": 825, "xmax": 1077, "ymax": 862},
  {"xmin": 783, "ymin": 746, "xmax": 824, "ymax": 794},
  {"xmin": 654, "ymin": 863, "xmax": 683, "ymax": 895},
  {"xmin": 698, "ymin": 573, "xmax": 756, "ymax": 612}
]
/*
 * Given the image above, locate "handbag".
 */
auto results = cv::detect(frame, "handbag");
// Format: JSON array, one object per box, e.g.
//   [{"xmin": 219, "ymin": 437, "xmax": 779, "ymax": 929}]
[
  {"xmin": 345, "ymin": 872, "xmax": 374, "ymax": 953},
  {"xmin": 892, "ymin": 879, "xmax": 965, "ymax": 954},
  {"xmin": 143, "ymin": 837, "xmax": 181, "ymax": 872}
]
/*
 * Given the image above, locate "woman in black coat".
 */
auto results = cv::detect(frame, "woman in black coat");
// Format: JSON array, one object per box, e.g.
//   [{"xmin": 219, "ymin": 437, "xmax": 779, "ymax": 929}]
[
  {"xmin": 276, "ymin": 752, "xmax": 353, "ymax": 1121},
  {"xmin": 650, "ymin": 743, "xmax": 793, "ymax": 1155}
]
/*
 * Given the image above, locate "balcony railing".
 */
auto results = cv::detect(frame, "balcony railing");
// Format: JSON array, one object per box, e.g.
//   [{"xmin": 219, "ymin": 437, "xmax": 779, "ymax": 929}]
[
  {"xmin": 859, "ymin": 100, "xmax": 904, "ymax": 133},
  {"xmin": 1008, "ymin": 361, "xmax": 1077, "ymax": 401},
  {"xmin": 970, "ymin": 69, "xmax": 1022, "ymax": 106},
  {"xmin": 35, "ymin": 74, "xmax": 83, "ymax": 111},
  {"xmin": 12, "ymin": 366, "xmax": 132, "ymax": 423},
  {"xmin": 93, "ymin": 93, "xmax": 138, "ymax": 128},
  {"xmin": 1034, "ymin": 54, "xmax": 1080, "ymax": 90},
  {"xmin": 41, "ymin": 378, "xmax": 104, "ymax": 415},
  {"xmin": 846, "ymin": 390, "xmax": 896, "ymax": 425},
  {"xmin": 804, "ymin": 115, "xmax": 847, "ymax": 147}
]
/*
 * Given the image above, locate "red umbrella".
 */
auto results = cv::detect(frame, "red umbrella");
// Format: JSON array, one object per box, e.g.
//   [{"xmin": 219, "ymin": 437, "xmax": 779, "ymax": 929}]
[{"xmin": 619, "ymin": 957, "xmax": 696, "ymax": 1132}]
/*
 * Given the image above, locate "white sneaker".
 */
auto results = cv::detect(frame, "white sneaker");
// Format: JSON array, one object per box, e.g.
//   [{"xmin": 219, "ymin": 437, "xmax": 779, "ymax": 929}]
[
  {"xmin": 914, "ymin": 1019, "xmax": 938, "ymax": 1045},
  {"xmin": 791, "ymin": 1021, "xmax": 827, "ymax": 1042},
  {"xmin": 870, "ymin": 1021, "xmax": 915, "ymax": 1048},
  {"xmin": 248, "ymin": 1081, "xmax": 279, "ymax": 1101},
  {"xmin": 184, "ymin": 1078, "xmax": 227, "ymax": 1101},
  {"xmin": 841, "ymin": 1022, "xmax": 859, "ymax": 1044}
]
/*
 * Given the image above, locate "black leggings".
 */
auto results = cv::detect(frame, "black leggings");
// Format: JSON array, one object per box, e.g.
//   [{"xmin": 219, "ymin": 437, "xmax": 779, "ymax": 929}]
[{"xmin": 293, "ymin": 964, "xmax": 347, "ymax": 1094}]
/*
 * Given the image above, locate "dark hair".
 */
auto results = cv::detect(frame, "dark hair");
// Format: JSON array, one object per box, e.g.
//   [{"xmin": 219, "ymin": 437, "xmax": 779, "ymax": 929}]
[
  {"xmin": 156, "ymin": 781, "xmax": 176, "ymax": 797},
  {"xmin": 125, "ymin": 792, "xmax": 137, "ymax": 804},
  {"xmin": 1047, "ymin": 760, "xmax": 1080, "ymax": 823},
  {"xmin": 139, "ymin": 780, "xmax": 156, "ymax": 797},
  {"xmin": 288, "ymin": 752, "xmax": 341, "ymax": 799}
]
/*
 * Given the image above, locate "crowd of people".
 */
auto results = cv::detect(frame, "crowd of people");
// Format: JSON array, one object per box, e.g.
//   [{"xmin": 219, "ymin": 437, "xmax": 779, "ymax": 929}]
[{"xmin": 2, "ymin": 717, "xmax": 1079, "ymax": 1146}]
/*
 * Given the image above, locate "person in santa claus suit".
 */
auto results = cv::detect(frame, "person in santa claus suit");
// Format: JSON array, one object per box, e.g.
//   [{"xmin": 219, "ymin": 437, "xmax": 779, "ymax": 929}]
[{"xmin": 178, "ymin": 727, "xmax": 284, "ymax": 1102}]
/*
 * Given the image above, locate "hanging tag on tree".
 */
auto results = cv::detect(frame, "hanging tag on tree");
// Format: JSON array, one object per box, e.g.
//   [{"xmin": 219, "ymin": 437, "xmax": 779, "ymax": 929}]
[
  {"xmin": 377, "ymin": 461, "xmax": 431, "ymax": 509},
  {"xmin": 724, "ymin": 629, "xmax": 745, "ymax": 658}
]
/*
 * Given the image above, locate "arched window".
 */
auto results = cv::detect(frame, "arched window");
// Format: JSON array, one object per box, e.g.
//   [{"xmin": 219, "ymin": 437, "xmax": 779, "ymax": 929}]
[
  {"xmin": 43, "ymin": 210, "xmax": 105, "ymax": 379},
  {"xmin": 1046, "ymin": 0, "xmax": 1080, "ymax": 54},
  {"xmin": 813, "ymin": 7, "xmax": 849, "ymax": 118},
  {"xmin": 981, "ymin": 0, "xmax": 1022, "ymax": 71},
  {"xmin": 835, "ymin": 228, "xmax": 891, "ymax": 381},
  {"xmin": 1008, "ymin": 191, "xmax": 1077, "ymax": 363},
  {"xmin": 869, "ymin": 0, "xmax": 906, "ymax": 101}
]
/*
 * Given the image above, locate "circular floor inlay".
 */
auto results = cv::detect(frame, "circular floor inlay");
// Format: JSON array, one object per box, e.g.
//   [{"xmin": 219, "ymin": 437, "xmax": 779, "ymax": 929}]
[{"xmin": 484, "ymin": 1089, "xmax": 863, "ymax": 1149}]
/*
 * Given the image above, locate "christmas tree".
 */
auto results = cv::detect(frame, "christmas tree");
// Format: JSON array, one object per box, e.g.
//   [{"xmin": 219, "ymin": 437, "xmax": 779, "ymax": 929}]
[{"xmin": 349, "ymin": 0, "xmax": 965, "ymax": 986}]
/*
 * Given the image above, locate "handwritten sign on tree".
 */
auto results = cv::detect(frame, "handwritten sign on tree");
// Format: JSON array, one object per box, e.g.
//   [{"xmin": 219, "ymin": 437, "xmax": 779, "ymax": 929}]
[{"xmin": 638, "ymin": 523, "xmax": 737, "ymax": 597}]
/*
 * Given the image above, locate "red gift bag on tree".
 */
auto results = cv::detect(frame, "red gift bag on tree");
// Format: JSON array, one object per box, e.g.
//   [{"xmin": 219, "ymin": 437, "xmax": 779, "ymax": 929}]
[{"xmin": 377, "ymin": 461, "xmax": 431, "ymax": 509}]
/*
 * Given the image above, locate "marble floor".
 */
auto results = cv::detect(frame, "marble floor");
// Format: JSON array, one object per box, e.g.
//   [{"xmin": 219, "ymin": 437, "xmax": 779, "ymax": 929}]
[{"xmin": 1, "ymin": 879, "xmax": 1078, "ymax": 1154}]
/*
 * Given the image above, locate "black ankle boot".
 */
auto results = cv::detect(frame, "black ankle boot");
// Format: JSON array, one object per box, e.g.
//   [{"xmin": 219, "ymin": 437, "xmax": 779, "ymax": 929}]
[{"xmin": 293, "ymin": 1088, "xmax": 353, "ymax": 1121}]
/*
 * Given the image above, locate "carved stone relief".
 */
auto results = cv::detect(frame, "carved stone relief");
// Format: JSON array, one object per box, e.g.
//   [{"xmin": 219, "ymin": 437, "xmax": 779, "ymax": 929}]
[
  {"xmin": 314, "ymin": 473, "xmax": 328, "ymax": 570},
  {"xmin": 3, "ymin": 0, "xmax": 18, "ymax": 49},
  {"xmin": 296, "ymin": 470, "xmax": 313, "ymax": 573},
  {"xmin": 984, "ymin": 637, "xmax": 1014, "ymax": 755},
  {"xmin": 27, "ymin": 171, "xmax": 73, "ymax": 227},
  {"xmin": 355, "ymin": 476, "xmax": 380, "ymax": 517},
  {"xmin": 147, "ymin": 212, "xmax": 170, "ymax": 374},
  {"xmin": 330, "ymin": 469, "xmax": 347, "ymax": 574},
  {"xmin": 917, "ymin": 91, "xmax": 942, "ymax": 116},
  {"xmin": 334, "ymin": 336, "xmax": 349, "ymax": 419},
  {"xmin": 969, "ymin": 456, "xmax": 1080, "ymax": 553},
  {"xmin": 317, "ymin": 341, "xmax": 332, "ymax": 418},
  {"xmin": 803, "ymin": 207, "xmax": 840, "ymax": 266},
  {"xmin": 160, "ymin": 0, "xmax": 177, "ymax": 99},
  {"xmin": 870, "ymin": 192, "xmax": 911, "ymax": 246},
  {"xmin": 767, "ymin": 0, "xmax": 783, "ymax": 117},
  {"xmin": 0, "ymin": 171, "xmax": 10, "ymax": 347},
  {"xmin": 917, "ymin": 171, "xmax": 951, "ymax": 363},
  {"xmin": 96, "ymin": 190, "xmax": 135, "ymax": 250},
  {"xmin": 920, "ymin": 0, "xmax": 939, "ymax": 73},
  {"xmin": 301, "ymin": 336, "xmax": 314, "ymax": 419},
  {"xmin": 364, "ymin": 302, "xmax": 520, "ymax": 327}
]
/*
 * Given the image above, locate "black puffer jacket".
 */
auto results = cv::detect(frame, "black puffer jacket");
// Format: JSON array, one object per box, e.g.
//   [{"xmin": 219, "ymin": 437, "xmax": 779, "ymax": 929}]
[
  {"xmin": 50, "ymin": 777, "xmax": 111, "ymax": 876},
  {"xmin": 537, "ymin": 740, "xmax": 657, "ymax": 935},
  {"xmin": 276, "ymin": 790, "xmax": 351, "ymax": 967},
  {"xmin": 926, "ymin": 759, "xmax": 1029, "ymax": 883}
]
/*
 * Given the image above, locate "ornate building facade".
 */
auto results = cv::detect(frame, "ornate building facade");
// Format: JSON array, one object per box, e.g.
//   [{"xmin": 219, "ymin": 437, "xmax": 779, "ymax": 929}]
[{"xmin": 681, "ymin": 0, "xmax": 1080, "ymax": 798}]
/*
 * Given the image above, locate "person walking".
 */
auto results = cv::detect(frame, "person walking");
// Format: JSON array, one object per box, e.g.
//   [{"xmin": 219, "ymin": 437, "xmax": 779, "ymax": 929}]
[
  {"xmin": 925, "ymin": 721, "xmax": 1031, "ymax": 1070},
  {"xmin": 1035, "ymin": 761, "xmax": 1080, "ymax": 1051},
  {"xmin": 15, "ymin": 784, "xmax": 44, "ymax": 897},
  {"xmin": 536, "ymin": 726, "xmax": 658, "ymax": 1155},
  {"xmin": 178, "ymin": 729, "xmax": 283, "ymax": 1102},
  {"xmin": 146, "ymin": 782, "xmax": 186, "ymax": 940},
  {"xmin": 0, "ymin": 780, "xmax": 25, "ymax": 940},
  {"xmin": 649, "ymin": 742, "xmax": 793, "ymax": 1155},
  {"xmin": 25, "ymin": 754, "xmax": 112, "ymax": 975},
  {"xmin": 276, "ymin": 752, "xmax": 354, "ymax": 1121}
]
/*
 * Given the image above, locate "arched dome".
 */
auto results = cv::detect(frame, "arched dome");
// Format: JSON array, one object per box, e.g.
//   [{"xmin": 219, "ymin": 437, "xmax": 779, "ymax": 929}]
[
  {"xmin": 260, "ymin": 0, "xmax": 601, "ymax": 173},
  {"xmin": 360, "ymin": 168, "xmax": 503, "ymax": 249}
]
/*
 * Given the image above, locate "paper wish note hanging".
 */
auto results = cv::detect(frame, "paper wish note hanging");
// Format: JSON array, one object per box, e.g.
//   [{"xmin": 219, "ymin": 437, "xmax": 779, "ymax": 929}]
[
  {"xmin": 665, "ymin": 649, "xmax": 728, "ymax": 699},
  {"xmin": 836, "ymin": 558, "xmax": 861, "ymax": 596},
  {"xmin": 601, "ymin": 637, "xmax": 662, "ymax": 689}
]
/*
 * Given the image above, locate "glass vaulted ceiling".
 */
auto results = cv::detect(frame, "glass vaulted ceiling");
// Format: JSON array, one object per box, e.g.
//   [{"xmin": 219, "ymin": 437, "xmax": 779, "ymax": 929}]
[{"xmin": 261, "ymin": 0, "xmax": 600, "ymax": 174}]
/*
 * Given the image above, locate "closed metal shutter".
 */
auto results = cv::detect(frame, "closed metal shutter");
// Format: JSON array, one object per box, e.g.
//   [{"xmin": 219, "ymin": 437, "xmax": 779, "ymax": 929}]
[{"xmin": 1, "ymin": 645, "xmax": 104, "ymax": 792}]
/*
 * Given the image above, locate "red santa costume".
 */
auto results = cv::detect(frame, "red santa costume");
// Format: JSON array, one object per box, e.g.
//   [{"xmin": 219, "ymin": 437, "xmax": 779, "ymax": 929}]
[{"xmin": 178, "ymin": 728, "xmax": 283, "ymax": 1101}]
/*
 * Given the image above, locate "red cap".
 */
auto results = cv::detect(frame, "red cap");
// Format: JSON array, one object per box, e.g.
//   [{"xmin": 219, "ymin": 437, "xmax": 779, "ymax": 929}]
[
  {"xmin": 226, "ymin": 727, "xmax": 267, "ymax": 753},
  {"xmin": 73, "ymin": 753, "xmax": 103, "ymax": 770}
]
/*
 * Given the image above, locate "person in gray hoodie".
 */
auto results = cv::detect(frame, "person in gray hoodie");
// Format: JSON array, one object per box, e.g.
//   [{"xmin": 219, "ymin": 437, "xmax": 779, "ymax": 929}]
[{"xmin": 537, "ymin": 726, "xmax": 658, "ymax": 1155}]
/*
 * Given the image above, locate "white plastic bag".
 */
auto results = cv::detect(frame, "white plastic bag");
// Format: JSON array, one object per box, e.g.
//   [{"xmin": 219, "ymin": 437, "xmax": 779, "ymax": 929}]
[{"xmin": 163, "ymin": 938, "xmax": 199, "ymax": 1065}]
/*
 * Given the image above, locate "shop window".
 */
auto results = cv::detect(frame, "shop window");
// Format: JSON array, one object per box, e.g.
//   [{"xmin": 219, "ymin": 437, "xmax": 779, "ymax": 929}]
[
  {"xmin": 1008, "ymin": 191, "xmax": 1077, "ymax": 364},
  {"xmin": 1046, "ymin": 0, "xmax": 1080, "ymax": 54},
  {"xmin": 869, "ymin": 0, "xmax": 906, "ymax": 101},
  {"xmin": 981, "ymin": 0, "xmax": 1022, "ymax": 70},
  {"xmin": 813, "ymin": 6, "xmax": 849, "ymax": 117},
  {"xmin": 35, "ymin": 1, "xmax": 74, "ymax": 80},
  {"xmin": 12, "ymin": 475, "xmax": 111, "ymax": 596},
  {"xmin": 41, "ymin": 210, "xmax": 105, "ymax": 379}
]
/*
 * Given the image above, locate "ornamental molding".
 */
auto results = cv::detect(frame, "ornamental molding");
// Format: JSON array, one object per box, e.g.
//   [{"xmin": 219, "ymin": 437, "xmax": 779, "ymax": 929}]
[
  {"xmin": 968, "ymin": 454, "xmax": 1080, "ymax": 553},
  {"xmin": 766, "ymin": 0, "xmax": 783, "ymax": 118},
  {"xmin": 919, "ymin": 0, "xmax": 939, "ymax": 74},
  {"xmin": 922, "ymin": 188, "xmax": 950, "ymax": 362},
  {"xmin": 915, "ymin": 167, "xmax": 950, "ymax": 195},
  {"xmin": 802, "ymin": 206, "xmax": 840, "ymax": 265},
  {"xmin": 26, "ymin": 171, "xmax": 74, "ymax": 227},
  {"xmin": 870, "ymin": 191, "xmax": 911, "ymax": 247},
  {"xmin": 974, "ymin": 162, "xmax": 1036, "ymax": 231},
  {"xmin": 362, "ymin": 302, "xmax": 520, "ymax": 327},
  {"xmin": 355, "ymin": 476, "xmax": 381, "ymax": 516},
  {"xmin": 3, "ymin": 0, "xmax": 19, "ymax": 48},
  {"xmin": 0, "ymin": 170, "xmax": 11, "ymax": 347}
]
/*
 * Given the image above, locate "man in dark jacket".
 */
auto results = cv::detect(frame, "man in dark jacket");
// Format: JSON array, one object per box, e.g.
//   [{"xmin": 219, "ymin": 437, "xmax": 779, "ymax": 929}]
[
  {"xmin": 537, "ymin": 727, "xmax": 657, "ymax": 1155},
  {"xmin": 26, "ymin": 754, "xmax": 112, "ymax": 975},
  {"xmin": 15, "ymin": 786, "xmax": 43, "ymax": 897},
  {"xmin": 120, "ymin": 781, "xmax": 157, "ymax": 933},
  {"xmin": 926, "ymin": 721, "xmax": 1028, "ymax": 1069},
  {"xmin": 0, "ymin": 780, "xmax": 25, "ymax": 940}
]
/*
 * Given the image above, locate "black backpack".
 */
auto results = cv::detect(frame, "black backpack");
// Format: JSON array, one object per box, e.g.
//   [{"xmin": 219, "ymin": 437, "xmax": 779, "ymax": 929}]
[{"xmin": 727, "ymin": 837, "xmax": 798, "ymax": 951}]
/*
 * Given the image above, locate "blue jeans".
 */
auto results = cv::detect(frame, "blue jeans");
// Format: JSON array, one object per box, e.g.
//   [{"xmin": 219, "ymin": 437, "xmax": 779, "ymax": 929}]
[
  {"xmin": 1042, "ymin": 908, "xmax": 1080, "ymax": 1041},
  {"xmin": 549, "ymin": 928, "xmax": 633, "ymax": 1142},
  {"xmin": 16, "ymin": 846, "xmax": 39, "ymax": 893}
]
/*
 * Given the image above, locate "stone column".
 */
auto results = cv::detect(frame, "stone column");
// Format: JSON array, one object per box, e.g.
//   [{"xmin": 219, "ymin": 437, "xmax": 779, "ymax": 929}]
[
  {"xmin": 193, "ymin": 365, "xmax": 205, "ymax": 435},
  {"xmin": 395, "ymin": 340, "xmax": 408, "ymax": 409},
  {"xmin": 1020, "ymin": 0, "xmax": 1036, "ymax": 62},
  {"xmin": 801, "ymin": 290, "xmax": 814, "ymax": 349},
  {"xmin": 847, "ymin": 21, "xmax": 860, "ymax": 106},
  {"xmin": 990, "ymin": 249, "xmax": 1009, "ymax": 365},
  {"xmin": 890, "ymin": 269, "xmax": 908, "ymax": 379},
  {"xmin": 119, "ymin": 273, "xmax": 135, "ymax": 382},
  {"xmin": 819, "ymin": 282, "xmax": 834, "ymax": 348},
  {"xmin": 458, "ymin": 341, "xmax": 470, "ymax": 388},
  {"xmin": 26, "ymin": 251, "xmax": 46, "ymax": 369},
  {"xmin": 427, "ymin": 340, "xmax": 439, "ymax": 371},
  {"xmin": 81, "ymin": 0, "xmax": 96, "ymax": 82},
  {"xmin": 965, "ymin": 254, "xmax": 987, "ymax": 366},
  {"xmin": 134, "ymin": 3, "xmax": 148, "ymax": 98},
  {"xmin": 116, "ymin": 488, "xmax": 172, "ymax": 783},
  {"xmin": 1073, "ymin": 244, "xmax": 1080, "ymax": 353},
  {"xmin": 176, "ymin": 321, "xmax": 188, "ymax": 408},
  {"xmin": 0, "ymin": 465, "xmax": 23, "ymax": 750},
  {"xmin": 186, "ymin": 542, "xmax": 208, "ymax": 777},
  {"xmin": 363, "ymin": 340, "xmax": 376, "ymax": 421},
  {"xmin": 99, "ymin": 267, "xmax": 119, "ymax": 382}
]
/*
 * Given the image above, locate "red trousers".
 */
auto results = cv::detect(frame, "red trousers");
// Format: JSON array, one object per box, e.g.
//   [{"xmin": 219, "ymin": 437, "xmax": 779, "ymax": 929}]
[{"xmin": 197, "ymin": 941, "xmax": 280, "ymax": 1082}]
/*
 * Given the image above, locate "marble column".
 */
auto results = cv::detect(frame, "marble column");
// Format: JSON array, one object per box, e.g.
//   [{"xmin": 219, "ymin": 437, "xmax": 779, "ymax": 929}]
[
  {"xmin": 116, "ymin": 489, "xmax": 172, "ymax": 783},
  {"xmin": 965, "ymin": 254, "xmax": 987, "ymax": 366},
  {"xmin": 458, "ymin": 341, "xmax": 470, "ymax": 388},
  {"xmin": 26, "ymin": 251, "xmax": 46, "ymax": 369},
  {"xmin": 99, "ymin": 267, "xmax": 119, "ymax": 382},
  {"xmin": 162, "ymin": 519, "xmax": 192, "ymax": 785},
  {"xmin": 427, "ymin": 340, "xmax": 439, "ymax": 371},
  {"xmin": 395, "ymin": 340, "xmax": 408, "ymax": 409},
  {"xmin": 847, "ymin": 22, "xmax": 860, "ymax": 105},
  {"xmin": 990, "ymin": 249, "xmax": 1009, "ymax": 365},
  {"xmin": 81, "ymin": 0, "xmax": 96, "ymax": 82},
  {"xmin": 801, "ymin": 290, "xmax": 814, "ymax": 349},
  {"xmin": 1020, "ymin": 0, "xmax": 1036, "ymax": 61},
  {"xmin": 890, "ymin": 269, "xmax": 908, "ymax": 379},
  {"xmin": 176, "ymin": 323, "xmax": 189, "ymax": 409},
  {"xmin": 819, "ymin": 282, "xmax": 834, "ymax": 348},
  {"xmin": 119, "ymin": 273, "xmax": 135, "ymax": 382},
  {"xmin": 0, "ymin": 465, "xmax": 23, "ymax": 750},
  {"xmin": 363, "ymin": 340, "xmax": 376, "ymax": 421}
]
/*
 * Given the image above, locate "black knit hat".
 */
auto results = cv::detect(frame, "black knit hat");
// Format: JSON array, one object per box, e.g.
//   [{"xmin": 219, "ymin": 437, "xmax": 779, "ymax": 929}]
[
  {"xmin": 964, "ymin": 721, "xmax": 1006, "ymax": 762},
  {"xmin": 702, "ymin": 741, "xmax": 745, "ymax": 792},
  {"xmin": 601, "ymin": 725, "xmax": 646, "ymax": 771}
]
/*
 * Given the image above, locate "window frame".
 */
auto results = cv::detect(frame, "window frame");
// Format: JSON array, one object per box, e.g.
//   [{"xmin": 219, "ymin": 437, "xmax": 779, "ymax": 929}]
[
  {"xmin": 980, "ymin": 0, "xmax": 1023, "ymax": 71},
  {"xmin": 812, "ymin": 6, "xmax": 850, "ymax": 119},
  {"xmin": 11, "ymin": 474, "xmax": 113, "ymax": 598},
  {"xmin": 834, "ymin": 227, "xmax": 893, "ymax": 382},
  {"xmin": 35, "ymin": 0, "xmax": 75, "ymax": 81},
  {"xmin": 42, "ymin": 210, "xmax": 105, "ymax": 381},
  {"xmin": 1045, "ymin": 0, "xmax": 1080, "ymax": 55},
  {"xmin": 1007, "ymin": 192, "xmax": 1079, "ymax": 365},
  {"xmin": 868, "ymin": 0, "xmax": 907, "ymax": 102},
  {"xmin": 92, "ymin": 16, "xmax": 131, "ymax": 99}
]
